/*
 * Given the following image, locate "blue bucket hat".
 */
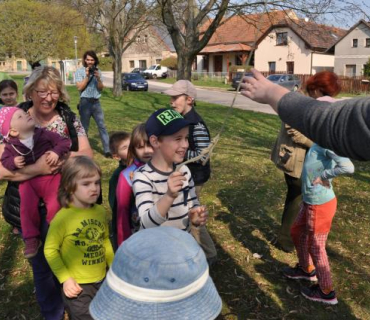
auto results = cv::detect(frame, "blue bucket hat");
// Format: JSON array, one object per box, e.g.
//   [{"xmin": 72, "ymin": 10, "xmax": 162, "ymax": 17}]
[
  {"xmin": 89, "ymin": 227, "xmax": 222, "ymax": 320},
  {"xmin": 145, "ymin": 108, "xmax": 191, "ymax": 138}
]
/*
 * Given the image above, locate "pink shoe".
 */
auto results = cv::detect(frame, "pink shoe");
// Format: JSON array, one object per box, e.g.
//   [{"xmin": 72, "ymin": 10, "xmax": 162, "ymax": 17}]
[{"xmin": 24, "ymin": 238, "xmax": 42, "ymax": 259}]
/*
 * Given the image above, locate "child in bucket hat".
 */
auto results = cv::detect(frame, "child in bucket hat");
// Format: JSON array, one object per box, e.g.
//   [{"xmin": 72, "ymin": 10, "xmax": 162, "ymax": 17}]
[
  {"xmin": 0, "ymin": 107, "xmax": 70, "ymax": 258},
  {"xmin": 89, "ymin": 227, "xmax": 222, "ymax": 320}
]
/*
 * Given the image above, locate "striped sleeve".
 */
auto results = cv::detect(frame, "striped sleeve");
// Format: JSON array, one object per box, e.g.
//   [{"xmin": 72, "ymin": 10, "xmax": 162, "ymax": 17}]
[
  {"xmin": 187, "ymin": 123, "xmax": 210, "ymax": 163},
  {"xmin": 132, "ymin": 170, "xmax": 166, "ymax": 229}
]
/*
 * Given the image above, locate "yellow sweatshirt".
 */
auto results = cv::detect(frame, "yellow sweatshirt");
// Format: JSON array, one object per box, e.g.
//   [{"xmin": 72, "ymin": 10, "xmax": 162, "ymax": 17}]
[{"xmin": 44, "ymin": 204, "xmax": 114, "ymax": 284}]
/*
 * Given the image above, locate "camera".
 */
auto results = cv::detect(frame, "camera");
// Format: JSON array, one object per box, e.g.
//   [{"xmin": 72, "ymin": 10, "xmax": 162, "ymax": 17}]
[{"xmin": 89, "ymin": 65, "xmax": 97, "ymax": 75}]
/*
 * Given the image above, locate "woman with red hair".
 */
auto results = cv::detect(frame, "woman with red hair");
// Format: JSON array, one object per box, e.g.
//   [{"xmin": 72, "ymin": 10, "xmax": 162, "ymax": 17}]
[
  {"xmin": 305, "ymin": 71, "xmax": 341, "ymax": 101},
  {"xmin": 283, "ymin": 71, "xmax": 354, "ymax": 305}
]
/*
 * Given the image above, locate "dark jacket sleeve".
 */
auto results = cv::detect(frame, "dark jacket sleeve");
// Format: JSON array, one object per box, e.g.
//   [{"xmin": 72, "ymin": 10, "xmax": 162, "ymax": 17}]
[
  {"xmin": 42, "ymin": 129, "xmax": 71, "ymax": 157},
  {"xmin": 278, "ymin": 92, "xmax": 370, "ymax": 161},
  {"xmin": 1, "ymin": 145, "xmax": 18, "ymax": 171}
]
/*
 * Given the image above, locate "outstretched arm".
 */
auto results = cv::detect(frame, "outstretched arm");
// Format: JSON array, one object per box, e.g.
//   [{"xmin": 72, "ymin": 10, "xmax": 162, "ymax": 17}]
[
  {"xmin": 240, "ymin": 69, "xmax": 289, "ymax": 112},
  {"xmin": 241, "ymin": 69, "xmax": 370, "ymax": 161}
]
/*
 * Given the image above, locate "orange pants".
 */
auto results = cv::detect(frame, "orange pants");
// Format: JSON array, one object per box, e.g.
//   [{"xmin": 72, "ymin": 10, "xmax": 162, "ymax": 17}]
[{"xmin": 291, "ymin": 198, "xmax": 337, "ymax": 290}]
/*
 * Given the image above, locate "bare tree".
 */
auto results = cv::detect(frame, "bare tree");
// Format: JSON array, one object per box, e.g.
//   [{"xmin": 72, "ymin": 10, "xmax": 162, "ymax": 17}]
[
  {"xmin": 157, "ymin": 0, "xmax": 229, "ymax": 80},
  {"xmin": 156, "ymin": 0, "xmax": 367, "ymax": 80},
  {"xmin": 69, "ymin": 0, "xmax": 153, "ymax": 96}
]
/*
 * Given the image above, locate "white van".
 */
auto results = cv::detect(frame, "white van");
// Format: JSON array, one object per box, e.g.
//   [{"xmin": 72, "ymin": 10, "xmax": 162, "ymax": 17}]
[{"xmin": 143, "ymin": 64, "xmax": 168, "ymax": 79}]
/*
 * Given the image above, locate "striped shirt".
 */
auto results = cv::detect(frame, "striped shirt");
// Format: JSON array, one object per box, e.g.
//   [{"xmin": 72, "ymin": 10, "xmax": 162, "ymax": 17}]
[
  {"xmin": 75, "ymin": 67, "xmax": 102, "ymax": 99},
  {"xmin": 186, "ymin": 122, "xmax": 210, "ymax": 163},
  {"xmin": 132, "ymin": 162, "xmax": 200, "ymax": 231}
]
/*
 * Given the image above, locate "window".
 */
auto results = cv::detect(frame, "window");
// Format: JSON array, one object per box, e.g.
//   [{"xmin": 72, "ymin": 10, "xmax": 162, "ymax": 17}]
[
  {"xmin": 268, "ymin": 61, "xmax": 276, "ymax": 73},
  {"xmin": 366, "ymin": 38, "xmax": 370, "ymax": 47},
  {"xmin": 129, "ymin": 60, "xmax": 134, "ymax": 68},
  {"xmin": 144, "ymin": 35, "xmax": 148, "ymax": 43},
  {"xmin": 156, "ymin": 59, "xmax": 162, "ymax": 64},
  {"xmin": 352, "ymin": 39, "xmax": 358, "ymax": 48},
  {"xmin": 136, "ymin": 36, "xmax": 141, "ymax": 43},
  {"xmin": 276, "ymin": 32, "xmax": 288, "ymax": 46},
  {"xmin": 203, "ymin": 55, "xmax": 209, "ymax": 71},
  {"xmin": 287, "ymin": 61, "xmax": 294, "ymax": 74},
  {"xmin": 235, "ymin": 55, "xmax": 243, "ymax": 66},
  {"xmin": 346, "ymin": 64, "xmax": 356, "ymax": 77},
  {"xmin": 139, "ymin": 60, "xmax": 147, "ymax": 69}
]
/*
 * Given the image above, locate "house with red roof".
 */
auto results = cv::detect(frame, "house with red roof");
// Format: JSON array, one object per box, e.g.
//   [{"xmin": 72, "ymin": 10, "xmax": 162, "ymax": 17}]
[
  {"xmin": 254, "ymin": 18, "xmax": 346, "ymax": 74},
  {"xmin": 198, "ymin": 10, "xmax": 293, "ymax": 73}
]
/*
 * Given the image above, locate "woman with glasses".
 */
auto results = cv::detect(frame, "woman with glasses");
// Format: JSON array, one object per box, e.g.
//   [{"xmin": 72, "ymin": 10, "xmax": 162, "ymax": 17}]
[{"xmin": 0, "ymin": 66, "xmax": 93, "ymax": 320}]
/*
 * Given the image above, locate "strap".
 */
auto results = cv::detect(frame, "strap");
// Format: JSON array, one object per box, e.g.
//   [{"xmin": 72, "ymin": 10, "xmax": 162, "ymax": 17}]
[{"xmin": 79, "ymin": 75, "xmax": 95, "ymax": 95}]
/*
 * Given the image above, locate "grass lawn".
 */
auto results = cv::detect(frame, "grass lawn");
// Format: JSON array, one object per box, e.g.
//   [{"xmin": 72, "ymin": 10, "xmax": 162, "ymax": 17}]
[{"xmin": 1, "ymin": 77, "xmax": 370, "ymax": 319}]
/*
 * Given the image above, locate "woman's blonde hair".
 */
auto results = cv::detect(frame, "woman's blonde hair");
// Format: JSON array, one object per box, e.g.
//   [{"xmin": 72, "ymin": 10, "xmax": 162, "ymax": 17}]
[
  {"xmin": 126, "ymin": 123, "xmax": 149, "ymax": 166},
  {"xmin": 23, "ymin": 66, "xmax": 70, "ymax": 103},
  {"xmin": 58, "ymin": 156, "xmax": 101, "ymax": 208}
]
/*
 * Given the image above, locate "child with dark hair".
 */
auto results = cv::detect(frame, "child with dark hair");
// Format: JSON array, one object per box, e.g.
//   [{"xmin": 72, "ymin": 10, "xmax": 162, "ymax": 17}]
[
  {"xmin": 108, "ymin": 131, "xmax": 130, "ymax": 249},
  {"xmin": 115, "ymin": 123, "xmax": 153, "ymax": 247},
  {"xmin": 45, "ymin": 156, "xmax": 114, "ymax": 320},
  {"xmin": 133, "ymin": 108, "xmax": 207, "ymax": 233},
  {"xmin": 0, "ymin": 79, "xmax": 18, "ymax": 107},
  {"xmin": 108, "ymin": 131, "xmax": 131, "ymax": 210}
]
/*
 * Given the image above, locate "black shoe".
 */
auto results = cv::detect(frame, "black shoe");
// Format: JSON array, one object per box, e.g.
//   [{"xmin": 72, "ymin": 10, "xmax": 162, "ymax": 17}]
[
  {"xmin": 104, "ymin": 152, "xmax": 112, "ymax": 158},
  {"xmin": 301, "ymin": 284, "xmax": 338, "ymax": 305},
  {"xmin": 283, "ymin": 263, "xmax": 317, "ymax": 281}
]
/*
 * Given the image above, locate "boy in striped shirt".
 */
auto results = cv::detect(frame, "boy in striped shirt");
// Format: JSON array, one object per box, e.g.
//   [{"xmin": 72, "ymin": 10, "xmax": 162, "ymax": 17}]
[
  {"xmin": 132, "ymin": 108, "xmax": 207, "ymax": 233},
  {"xmin": 164, "ymin": 80, "xmax": 217, "ymax": 264}
]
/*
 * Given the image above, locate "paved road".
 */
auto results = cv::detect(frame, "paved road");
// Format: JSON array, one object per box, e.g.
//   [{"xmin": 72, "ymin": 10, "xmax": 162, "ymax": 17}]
[{"xmin": 101, "ymin": 72, "xmax": 276, "ymax": 115}]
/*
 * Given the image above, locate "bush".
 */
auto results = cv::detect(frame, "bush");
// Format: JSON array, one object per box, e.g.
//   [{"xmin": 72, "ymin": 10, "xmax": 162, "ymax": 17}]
[
  {"xmin": 160, "ymin": 56, "xmax": 177, "ymax": 70},
  {"xmin": 364, "ymin": 58, "xmax": 370, "ymax": 78}
]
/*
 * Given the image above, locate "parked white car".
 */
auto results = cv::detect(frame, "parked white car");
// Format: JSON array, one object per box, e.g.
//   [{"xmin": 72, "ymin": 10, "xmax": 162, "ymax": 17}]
[{"xmin": 143, "ymin": 64, "xmax": 168, "ymax": 79}]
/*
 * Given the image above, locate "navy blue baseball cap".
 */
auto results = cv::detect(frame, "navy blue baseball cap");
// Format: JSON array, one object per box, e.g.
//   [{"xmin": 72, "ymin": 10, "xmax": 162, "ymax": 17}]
[{"xmin": 145, "ymin": 108, "xmax": 191, "ymax": 137}]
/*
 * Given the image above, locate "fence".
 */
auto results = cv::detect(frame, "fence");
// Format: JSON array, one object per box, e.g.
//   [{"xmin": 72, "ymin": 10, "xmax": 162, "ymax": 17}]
[{"xmin": 167, "ymin": 70, "xmax": 370, "ymax": 94}]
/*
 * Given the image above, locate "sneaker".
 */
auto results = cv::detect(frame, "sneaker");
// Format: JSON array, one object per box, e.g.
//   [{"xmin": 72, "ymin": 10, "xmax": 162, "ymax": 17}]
[
  {"xmin": 104, "ymin": 152, "xmax": 113, "ymax": 159},
  {"xmin": 283, "ymin": 264, "xmax": 318, "ymax": 281},
  {"xmin": 24, "ymin": 238, "xmax": 42, "ymax": 259},
  {"xmin": 301, "ymin": 284, "xmax": 338, "ymax": 305}
]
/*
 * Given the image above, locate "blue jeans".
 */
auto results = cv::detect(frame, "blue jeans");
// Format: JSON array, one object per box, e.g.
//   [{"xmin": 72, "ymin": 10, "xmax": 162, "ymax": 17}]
[
  {"xmin": 79, "ymin": 98, "xmax": 110, "ymax": 153},
  {"xmin": 30, "ymin": 208, "xmax": 64, "ymax": 320}
]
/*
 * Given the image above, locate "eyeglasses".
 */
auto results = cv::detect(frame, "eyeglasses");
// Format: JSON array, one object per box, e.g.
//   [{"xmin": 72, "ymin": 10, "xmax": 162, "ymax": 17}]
[{"xmin": 34, "ymin": 90, "xmax": 60, "ymax": 99}]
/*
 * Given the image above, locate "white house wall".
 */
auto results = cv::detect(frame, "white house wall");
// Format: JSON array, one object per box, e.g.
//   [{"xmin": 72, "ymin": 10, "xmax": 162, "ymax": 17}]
[
  {"xmin": 312, "ymin": 53, "xmax": 335, "ymax": 73},
  {"xmin": 334, "ymin": 22, "xmax": 370, "ymax": 76},
  {"xmin": 255, "ymin": 27, "xmax": 334, "ymax": 74}
]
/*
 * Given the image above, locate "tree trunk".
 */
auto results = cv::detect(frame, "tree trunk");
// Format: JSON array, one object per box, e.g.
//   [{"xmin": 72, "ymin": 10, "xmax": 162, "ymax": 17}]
[
  {"xmin": 177, "ymin": 52, "xmax": 193, "ymax": 80},
  {"xmin": 112, "ymin": 54, "xmax": 123, "ymax": 97}
]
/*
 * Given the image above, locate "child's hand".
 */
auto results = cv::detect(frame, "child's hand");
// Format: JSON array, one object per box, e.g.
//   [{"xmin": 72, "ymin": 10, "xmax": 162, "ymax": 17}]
[
  {"xmin": 63, "ymin": 277, "xmax": 83, "ymax": 298},
  {"xmin": 45, "ymin": 151, "xmax": 60, "ymax": 166},
  {"xmin": 166, "ymin": 171, "xmax": 186, "ymax": 198},
  {"xmin": 312, "ymin": 177, "xmax": 330, "ymax": 188},
  {"xmin": 14, "ymin": 156, "xmax": 25, "ymax": 168},
  {"xmin": 189, "ymin": 206, "xmax": 208, "ymax": 227}
]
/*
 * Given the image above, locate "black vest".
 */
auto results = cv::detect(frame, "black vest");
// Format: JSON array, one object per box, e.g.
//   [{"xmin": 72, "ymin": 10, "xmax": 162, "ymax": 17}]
[
  {"xmin": 1, "ymin": 101, "xmax": 79, "ymax": 228},
  {"xmin": 184, "ymin": 108, "xmax": 211, "ymax": 185}
]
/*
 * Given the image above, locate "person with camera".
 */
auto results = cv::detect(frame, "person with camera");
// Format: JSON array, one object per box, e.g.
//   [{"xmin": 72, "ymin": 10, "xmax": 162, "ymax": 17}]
[{"xmin": 75, "ymin": 50, "xmax": 111, "ymax": 158}]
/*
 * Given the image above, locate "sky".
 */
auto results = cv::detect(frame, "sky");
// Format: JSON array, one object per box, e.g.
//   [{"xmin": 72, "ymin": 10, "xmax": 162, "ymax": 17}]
[{"xmin": 314, "ymin": 0, "xmax": 369, "ymax": 29}]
